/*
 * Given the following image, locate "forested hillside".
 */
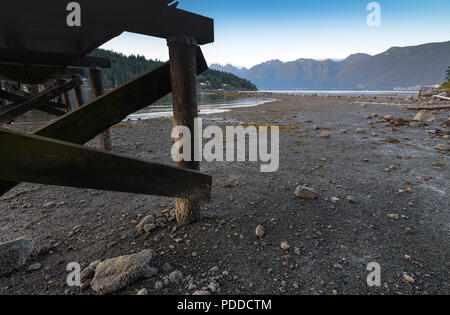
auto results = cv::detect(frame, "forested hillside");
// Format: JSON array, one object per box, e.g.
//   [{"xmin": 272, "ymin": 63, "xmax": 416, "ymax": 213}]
[{"xmin": 88, "ymin": 49, "xmax": 257, "ymax": 91}]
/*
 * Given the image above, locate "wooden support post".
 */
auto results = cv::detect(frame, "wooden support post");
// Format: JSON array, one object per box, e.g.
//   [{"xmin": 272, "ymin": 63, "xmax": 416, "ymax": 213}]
[
  {"xmin": 0, "ymin": 80, "xmax": 7, "ymax": 107},
  {"xmin": 168, "ymin": 36, "xmax": 201, "ymax": 226},
  {"xmin": 57, "ymin": 79, "xmax": 73, "ymax": 113},
  {"xmin": 74, "ymin": 82, "xmax": 85, "ymax": 108},
  {"xmin": 89, "ymin": 67, "xmax": 112, "ymax": 151}
]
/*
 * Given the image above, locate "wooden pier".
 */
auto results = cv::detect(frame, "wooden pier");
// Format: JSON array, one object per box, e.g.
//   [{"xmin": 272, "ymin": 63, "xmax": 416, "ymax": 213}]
[{"xmin": 0, "ymin": 0, "xmax": 214, "ymax": 226}]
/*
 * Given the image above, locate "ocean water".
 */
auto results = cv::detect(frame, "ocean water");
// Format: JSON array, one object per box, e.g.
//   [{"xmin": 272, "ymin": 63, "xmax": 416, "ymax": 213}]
[
  {"xmin": 257, "ymin": 90, "xmax": 420, "ymax": 98},
  {"xmin": 13, "ymin": 91, "xmax": 274, "ymax": 123},
  {"xmin": 126, "ymin": 93, "xmax": 275, "ymax": 120},
  {"xmin": 12, "ymin": 89, "xmax": 417, "ymax": 123}
]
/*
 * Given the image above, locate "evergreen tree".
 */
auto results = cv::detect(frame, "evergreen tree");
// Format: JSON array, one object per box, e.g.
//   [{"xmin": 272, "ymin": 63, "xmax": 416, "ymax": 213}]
[{"xmin": 87, "ymin": 49, "xmax": 257, "ymax": 91}]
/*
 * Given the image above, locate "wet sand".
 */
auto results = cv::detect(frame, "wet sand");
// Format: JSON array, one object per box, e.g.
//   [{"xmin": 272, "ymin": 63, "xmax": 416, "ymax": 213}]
[{"xmin": 0, "ymin": 94, "xmax": 449, "ymax": 295}]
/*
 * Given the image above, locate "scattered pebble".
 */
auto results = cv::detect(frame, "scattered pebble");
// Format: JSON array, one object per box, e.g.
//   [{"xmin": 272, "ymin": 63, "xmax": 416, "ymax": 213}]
[
  {"xmin": 27, "ymin": 262, "xmax": 41, "ymax": 272},
  {"xmin": 162, "ymin": 263, "xmax": 172, "ymax": 273},
  {"xmin": 154, "ymin": 281, "xmax": 164, "ymax": 291},
  {"xmin": 387, "ymin": 214, "xmax": 400, "ymax": 220},
  {"xmin": 280, "ymin": 241, "xmax": 290, "ymax": 251},
  {"xmin": 330, "ymin": 197, "xmax": 340, "ymax": 204},
  {"xmin": 255, "ymin": 225, "xmax": 265, "ymax": 239},
  {"xmin": 137, "ymin": 288, "xmax": 148, "ymax": 295},
  {"xmin": 295, "ymin": 185, "xmax": 318, "ymax": 200},
  {"xmin": 169, "ymin": 270, "xmax": 183, "ymax": 284},
  {"xmin": 403, "ymin": 274, "xmax": 415, "ymax": 284}
]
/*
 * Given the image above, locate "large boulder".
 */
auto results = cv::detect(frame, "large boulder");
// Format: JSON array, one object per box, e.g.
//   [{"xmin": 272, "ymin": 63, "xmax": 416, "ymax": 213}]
[
  {"xmin": 91, "ymin": 249, "xmax": 153, "ymax": 295},
  {"xmin": 0, "ymin": 237, "xmax": 33, "ymax": 277}
]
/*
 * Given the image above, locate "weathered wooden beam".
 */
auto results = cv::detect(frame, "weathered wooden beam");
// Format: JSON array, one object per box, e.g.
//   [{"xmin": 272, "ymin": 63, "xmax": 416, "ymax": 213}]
[
  {"xmin": 0, "ymin": 128, "xmax": 211, "ymax": 200},
  {"xmin": 1, "ymin": 1, "xmax": 214, "ymax": 50},
  {"xmin": 168, "ymin": 37, "xmax": 201, "ymax": 226},
  {"xmin": 89, "ymin": 68, "xmax": 112, "ymax": 151},
  {"xmin": 0, "ymin": 49, "xmax": 111, "ymax": 68},
  {"xmin": 0, "ymin": 63, "xmax": 67, "ymax": 84},
  {"xmin": 0, "ymin": 77, "xmax": 82, "ymax": 123},
  {"xmin": 0, "ymin": 47, "xmax": 209, "ymax": 196},
  {"xmin": 0, "ymin": 64, "xmax": 86, "ymax": 84}
]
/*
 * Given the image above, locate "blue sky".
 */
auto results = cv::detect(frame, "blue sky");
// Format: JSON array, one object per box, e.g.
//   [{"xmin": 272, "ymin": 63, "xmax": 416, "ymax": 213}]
[{"xmin": 101, "ymin": 0, "xmax": 450, "ymax": 68}]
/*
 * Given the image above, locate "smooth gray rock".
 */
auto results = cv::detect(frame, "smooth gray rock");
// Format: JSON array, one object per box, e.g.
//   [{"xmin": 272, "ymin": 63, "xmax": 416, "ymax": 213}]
[
  {"xmin": 135, "ymin": 216, "xmax": 155, "ymax": 234},
  {"xmin": 169, "ymin": 270, "xmax": 183, "ymax": 284},
  {"xmin": 91, "ymin": 249, "xmax": 153, "ymax": 295},
  {"xmin": 0, "ymin": 237, "xmax": 33, "ymax": 277}
]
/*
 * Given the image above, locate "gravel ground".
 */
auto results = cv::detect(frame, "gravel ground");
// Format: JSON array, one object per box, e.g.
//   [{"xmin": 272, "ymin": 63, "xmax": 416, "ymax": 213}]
[{"xmin": 0, "ymin": 94, "xmax": 449, "ymax": 295}]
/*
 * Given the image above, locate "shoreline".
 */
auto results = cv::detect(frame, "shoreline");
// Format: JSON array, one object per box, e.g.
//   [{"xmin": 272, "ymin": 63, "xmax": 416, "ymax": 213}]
[{"xmin": 1, "ymin": 94, "xmax": 448, "ymax": 295}]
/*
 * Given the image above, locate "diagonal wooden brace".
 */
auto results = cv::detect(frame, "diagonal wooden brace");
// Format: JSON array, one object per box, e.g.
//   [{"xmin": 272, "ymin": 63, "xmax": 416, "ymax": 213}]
[
  {"xmin": 0, "ymin": 77, "xmax": 82, "ymax": 123},
  {"xmin": 0, "ymin": 128, "xmax": 211, "ymax": 200},
  {"xmin": 0, "ymin": 89, "xmax": 66, "ymax": 117}
]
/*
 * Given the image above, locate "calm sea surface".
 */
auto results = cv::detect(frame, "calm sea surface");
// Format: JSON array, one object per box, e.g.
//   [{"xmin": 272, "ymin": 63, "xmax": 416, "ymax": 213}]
[{"xmin": 13, "ymin": 89, "xmax": 417, "ymax": 123}]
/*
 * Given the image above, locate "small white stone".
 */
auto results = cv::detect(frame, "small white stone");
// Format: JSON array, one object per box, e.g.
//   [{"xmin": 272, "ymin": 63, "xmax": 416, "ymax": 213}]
[
  {"xmin": 330, "ymin": 197, "xmax": 340, "ymax": 204},
  {"xmin": 387, "ymin": 214, "xmax": 400, "ymax": 220}
]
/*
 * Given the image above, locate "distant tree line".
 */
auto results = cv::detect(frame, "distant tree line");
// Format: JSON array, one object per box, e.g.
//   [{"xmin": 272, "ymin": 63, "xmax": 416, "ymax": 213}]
[
  {"xmin": 197, "ymin": 69, "xmax": 257, "ymax": 91},
  {"xmin": 443, "ymin": 66, "xmax": 450, "ymax": 89},
  {"xmin": 87, "ymin": 49, "xmax": 257, "ymax": 91}
]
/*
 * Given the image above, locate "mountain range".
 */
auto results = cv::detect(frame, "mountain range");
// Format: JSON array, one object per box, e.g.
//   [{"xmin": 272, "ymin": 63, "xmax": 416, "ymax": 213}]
[{"xmin": 211, "ymin": 41, "xmax": 450, "ymax": 90}]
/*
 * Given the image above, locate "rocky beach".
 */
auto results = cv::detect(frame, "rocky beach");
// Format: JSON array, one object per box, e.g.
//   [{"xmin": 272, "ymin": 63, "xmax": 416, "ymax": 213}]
[{"xmin": 0, "ymin": 93, "xmax": 448, "ymax": 295}]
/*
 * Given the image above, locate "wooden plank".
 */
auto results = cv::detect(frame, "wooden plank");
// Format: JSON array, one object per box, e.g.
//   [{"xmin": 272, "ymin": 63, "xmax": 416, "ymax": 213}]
[
  {"xmin": 0, "ymin": 47, "xmax": 209, "ymax": 196},
  {"xmin": 0, "ymin": 49, "xmax": 111, "ymax": 68},
  {"xmin": 0, "ymin": 128, "xmax": 211, "ymax": 200},
  {"xmin": 0, "ymin": 77, "xmax": 82, "ymax": 123},
  {"xmin": 0, "ymin": 63, "xmax": 68, "ymax": 84}
]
